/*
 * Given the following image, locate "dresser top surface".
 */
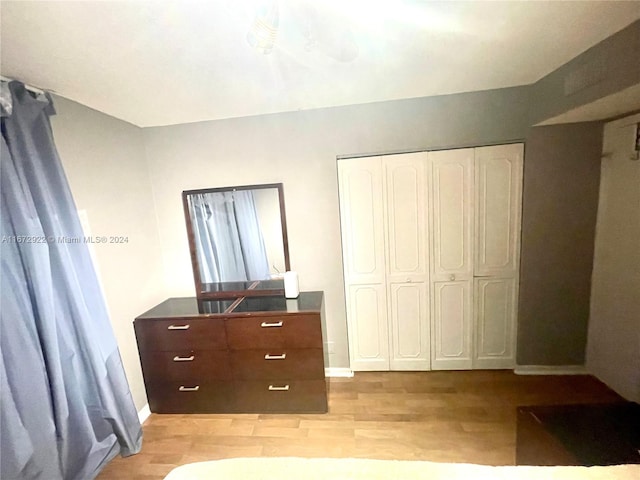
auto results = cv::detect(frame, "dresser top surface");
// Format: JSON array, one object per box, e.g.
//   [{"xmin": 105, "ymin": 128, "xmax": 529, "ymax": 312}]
[{"xmin": 136, "ymin": 291, "xmax": 324, "ymax": 320}]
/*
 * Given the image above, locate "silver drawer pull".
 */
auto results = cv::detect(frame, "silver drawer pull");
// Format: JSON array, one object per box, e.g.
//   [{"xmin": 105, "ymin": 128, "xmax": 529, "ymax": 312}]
[
  {"xmin": 260, "ymin": 321, "xmax": 283, "ymax": 328},
  {"xmin": 268, "ymin": 384, "xmax": 290, "ymax": 391},
  {"xmin": 168, "ymin": 324, "xmax": 190, "ymax": 330},
  {"xmin": 264, "ymin": 353, "xmax": 286, "ymax": 360},
  {"xmin": 178, "ymin": 385, "xmax": 200, "ymax": 392},
  {"xmin": 173, "ymin": 355, "xmax": 195, "ymax": 362}
]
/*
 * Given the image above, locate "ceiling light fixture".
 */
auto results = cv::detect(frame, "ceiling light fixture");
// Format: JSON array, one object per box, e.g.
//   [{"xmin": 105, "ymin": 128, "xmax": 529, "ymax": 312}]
[{"xmin": 247, "ymin": 1, "xmax": 279, "ymax": 54}]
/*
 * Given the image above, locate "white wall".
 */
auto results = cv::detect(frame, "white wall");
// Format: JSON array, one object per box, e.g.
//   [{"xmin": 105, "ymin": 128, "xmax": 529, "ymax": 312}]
[
  {"xmin": 50, "ymin": 96, "xmax": 166, "ymax": 410},
  {"xmin": 517, "ymin": 123, "xmax": 604, "ymax": 366},
  {"xmin": 587, "ymin": 113, "xmax": 640, "ymax": 402}
]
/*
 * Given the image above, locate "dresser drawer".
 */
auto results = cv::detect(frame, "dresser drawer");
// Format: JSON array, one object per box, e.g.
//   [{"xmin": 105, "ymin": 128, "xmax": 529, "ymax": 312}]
[
  {"xmin": 230, "ymin": 349, "xmax": 324, "ymax": 380},
  {"xmin": 225, "ymin": 315, "xmax": 322, "ymax": 350},
  {"xmin": 140, "ymin": 349, "xmax": 232, "ymax": 381},
  {"xmin": 135, "ymin": 318, "xmax": 227, "ymax": 351},
  {"xmin": 145, "ymin": 380, "xmax": 235, "ymax": 414},
  {"xmin": 235, "ymin": 379, "xmax": 327, "ymax": 413}
]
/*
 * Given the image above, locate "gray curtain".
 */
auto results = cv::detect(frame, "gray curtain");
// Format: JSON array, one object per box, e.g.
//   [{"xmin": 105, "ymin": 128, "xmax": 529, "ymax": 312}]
[
  {"xmin": 0, "ymin": 81, "xmax": 141, "ymax": 480},
  {"xmin": 189, "ymin": 190, "xmax": 271, "ymax": 283}
]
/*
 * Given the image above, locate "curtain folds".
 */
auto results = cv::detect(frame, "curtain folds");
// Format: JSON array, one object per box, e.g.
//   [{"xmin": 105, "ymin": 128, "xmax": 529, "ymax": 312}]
[
  {"xmin": 0, "ymin": 81, "xmax": 141, "ymax": 480},
  {"xmin": 189, "ymin": 191, "xmax": 271, "ymax": 283}
]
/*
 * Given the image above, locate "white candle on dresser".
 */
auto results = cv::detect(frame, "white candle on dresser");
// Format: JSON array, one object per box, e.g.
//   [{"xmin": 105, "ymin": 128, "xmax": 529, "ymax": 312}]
[{"xmin": 284, "ymin": 271, "xmax": 299, "ymax": 298}]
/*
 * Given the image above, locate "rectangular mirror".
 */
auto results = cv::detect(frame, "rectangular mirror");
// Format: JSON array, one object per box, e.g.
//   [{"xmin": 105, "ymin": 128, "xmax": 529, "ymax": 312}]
[{"xmin": 182, "ymin": 183, "xmax": 290, "ymax": 299}]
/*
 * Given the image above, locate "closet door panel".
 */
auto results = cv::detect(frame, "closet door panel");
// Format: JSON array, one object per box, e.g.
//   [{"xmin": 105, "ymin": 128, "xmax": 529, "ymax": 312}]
[
  {"xmin": 388, "ymin": 281, "xmax": 430, "ymax": 370},
  {"xmin": 473, "ymin": 144, "xmax": 522, "ymax": 368},
  {"xmin": 339, "ymin": 157, "xmax": 389, "ymax": 371},
  {"xmin": 347, "ymin": 284, "xmax": 390, "ymax": 371},
  {"xmin": 338, "ymin": 158, "xmax": 385, "ymax": 285},
  {"xmin": 431, "ymin": 280, "xmax": 472, "ymax": 370},
  {"xmin": 475, "ymin": 144, "xmax": 523, "ymax": 277},
  {"xmin": 429, "ymin": 149, "xmax": 473, "ymax": 282},
  {"xmin": 384, "ymin": 153, "xmax": 431, "ymax": 370},
  {"xmin": 473, "ymin": 277, "xmax": 517, "ymax": 369},
  {"xmin": 384, "ymin": 153, "xmax": 428, "ymax": 279}
]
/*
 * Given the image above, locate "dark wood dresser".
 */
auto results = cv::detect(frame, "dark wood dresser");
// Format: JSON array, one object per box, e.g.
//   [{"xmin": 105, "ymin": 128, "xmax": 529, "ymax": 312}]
[{"xmin": 134, "ymin": 292, "xmax": 327, "ymax": 414}]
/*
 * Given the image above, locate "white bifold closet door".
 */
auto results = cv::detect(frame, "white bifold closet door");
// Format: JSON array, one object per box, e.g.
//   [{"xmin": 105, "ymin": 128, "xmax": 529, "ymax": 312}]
[
  {"xmin": 472, "ymin": 144, "xmax": 522, "ymax": 369},
  {"xmin": 338, "ymin": 157, "xmax": 389, "ymax": 371},
  {"xmin": 429, "ymin": 144, "xmax": 523, "ymax": 370},
  {"xmin": 338, "ymin": 153, "xmax": 430, "ymax": 371},
  {"xmin": 385, "ymin": 154, "xmax": 430, "ymax": 370},
  {"xmin": 339, "ymin": 143, "xmax": 522, "ymax": 372},
  {"xmin": 429, "ymin": 148, "xmax": 474, "ymax": 370}
]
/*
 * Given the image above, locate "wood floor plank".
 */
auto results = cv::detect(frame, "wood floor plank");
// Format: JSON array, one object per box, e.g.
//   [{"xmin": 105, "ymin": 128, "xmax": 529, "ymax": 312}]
[
  {"xmin": 187, "ymin": 444, "xmax": 263, "ymax": 457},
  {"xmin": 306, "ymin": 427, "xmax": 355, "ymax": 439},
  {"xmin": 251, "ymin": 426, "xmax": 310, "ymax": 438}
]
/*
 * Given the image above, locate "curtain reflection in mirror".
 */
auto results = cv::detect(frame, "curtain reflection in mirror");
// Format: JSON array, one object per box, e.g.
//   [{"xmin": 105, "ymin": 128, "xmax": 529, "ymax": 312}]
[{"xmin": 189, "ymin": 190, "xmax": 271, "ymax": 283}]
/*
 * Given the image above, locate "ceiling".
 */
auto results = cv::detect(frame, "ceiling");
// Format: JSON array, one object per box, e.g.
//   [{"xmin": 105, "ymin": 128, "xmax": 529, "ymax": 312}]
[{"xmin": 1, "ymin": 1, "xmax": 639, "ymax": 127}]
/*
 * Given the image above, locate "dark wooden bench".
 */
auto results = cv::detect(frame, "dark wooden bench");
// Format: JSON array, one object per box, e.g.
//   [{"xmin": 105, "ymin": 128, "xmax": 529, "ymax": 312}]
[{"xmin": 516, "ymin": 402, "xmax": 640, "ymax": 466}]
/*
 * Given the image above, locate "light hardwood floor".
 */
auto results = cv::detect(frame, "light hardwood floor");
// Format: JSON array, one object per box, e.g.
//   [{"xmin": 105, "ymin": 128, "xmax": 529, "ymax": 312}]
[{"xmin": 97, "ymin": 371, "xmax": 621, "ymax": 479}]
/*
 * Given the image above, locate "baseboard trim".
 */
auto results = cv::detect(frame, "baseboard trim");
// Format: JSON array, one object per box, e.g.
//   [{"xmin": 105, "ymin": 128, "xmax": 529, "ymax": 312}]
[
  {"xmin": 137, "ymin": 403, "xmax": 151, "ymax": 425},
  {"xmin": 514, "ymin": 365, "xmax": 589, "ymax": 375},
  {"xmin": 325, "ymin": 367, "xmax": 354, "ymax": 378}
]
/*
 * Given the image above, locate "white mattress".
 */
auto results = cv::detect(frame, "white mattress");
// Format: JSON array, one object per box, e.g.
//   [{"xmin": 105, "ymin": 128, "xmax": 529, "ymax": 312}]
[{"xmin": 164, "ymin": 457, "xmax": 640, "ymax": 480}]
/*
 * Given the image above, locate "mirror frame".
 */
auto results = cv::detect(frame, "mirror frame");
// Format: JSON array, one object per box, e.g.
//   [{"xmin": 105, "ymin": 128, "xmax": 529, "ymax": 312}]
[{"xmin": 182, "ymin": 183, "xmax": 290, "ymax": 299}]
